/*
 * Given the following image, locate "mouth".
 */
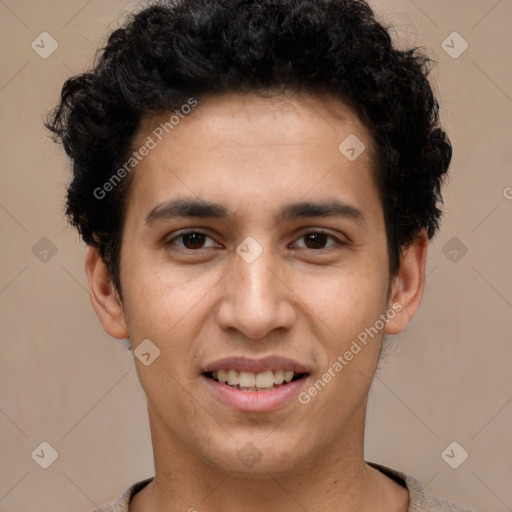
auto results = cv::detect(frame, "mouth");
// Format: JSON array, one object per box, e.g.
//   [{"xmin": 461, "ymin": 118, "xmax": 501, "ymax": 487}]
[
  {"xmin": 201, "ymin": 355, "xmax": 310, "ymax": 413},
  {"xmin": 203, "ymin": 369, "xmax": 307, "ymax": 392},
  {"xmin": 201, "ymin": 356, "xmax": 310, "ymax": 411}
]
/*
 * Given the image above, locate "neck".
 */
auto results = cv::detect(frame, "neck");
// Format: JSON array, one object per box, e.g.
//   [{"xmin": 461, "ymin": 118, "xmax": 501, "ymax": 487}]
[{"xmin": 130, "ymin": 403, "xmax": 408, "ymax": 512}]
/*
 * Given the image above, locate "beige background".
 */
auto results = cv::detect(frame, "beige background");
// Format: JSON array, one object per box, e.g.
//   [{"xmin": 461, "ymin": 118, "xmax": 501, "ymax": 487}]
[{"xmin": 0, "ymin": 0, "xmax": 511, "ymax": 510}]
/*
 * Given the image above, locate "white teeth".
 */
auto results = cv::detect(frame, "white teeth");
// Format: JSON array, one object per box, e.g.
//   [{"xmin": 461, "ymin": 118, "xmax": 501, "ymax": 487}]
[
  {"xmin": 208, "ymin": 368, "xmax": 302, "ymax": 390},
  {"xmin": 255, "ymin": 370, "xmax": 274, "ymax": 389},
  {"xmin": 238, "ymin": 371, "xmax": 256, "ymax": 387},
  {"xmin": 283, "ymin": 370, "xmax": 294, "ymax": 382},
  {"xmin": 227, "ymin": 369, "xmax": 239, "ymax": 386},
  {"xmin": 273, "ymin": 369, "xmax": 284, "ymax": 385}
]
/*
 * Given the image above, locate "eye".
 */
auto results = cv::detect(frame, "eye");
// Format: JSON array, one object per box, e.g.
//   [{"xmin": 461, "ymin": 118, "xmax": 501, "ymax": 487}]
[
  {"xmin": 166, "ymin": 230, "xmax": 219, "ymax": 250},
  {"xmin": 165, "ymin": 229, "xmax": 344, "ymax": 252},
  {"xmin": 290, "ymin": 231, "xmax": 340, "ymax": 250}
]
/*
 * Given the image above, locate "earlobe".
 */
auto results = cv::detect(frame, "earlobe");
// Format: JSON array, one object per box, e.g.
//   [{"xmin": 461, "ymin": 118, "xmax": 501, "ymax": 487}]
[
  {"xmin": 384, "ymin": 229, "xmax": 428, "ymax": 335},
  {"xmin": 85, "ymin": 245, "xmax": 129, "ymax": 339}
]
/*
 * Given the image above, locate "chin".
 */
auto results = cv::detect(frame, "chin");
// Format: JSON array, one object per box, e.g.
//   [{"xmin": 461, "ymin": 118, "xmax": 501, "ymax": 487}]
[{"xmin": 198, "ymin": 433, "xmax": 306, "ymax": 477}]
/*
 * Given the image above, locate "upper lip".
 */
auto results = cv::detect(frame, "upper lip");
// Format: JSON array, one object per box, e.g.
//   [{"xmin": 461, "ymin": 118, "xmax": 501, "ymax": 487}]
[{"xmin": 203, "ymin": 355, "xmax": 309, "ymax": 374}]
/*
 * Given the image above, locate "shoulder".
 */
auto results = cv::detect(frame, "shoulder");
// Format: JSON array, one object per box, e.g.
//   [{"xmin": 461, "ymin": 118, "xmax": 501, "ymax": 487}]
[
  {"xmin": 88, "ymin": 477, "xmax": 154, "ymax": 512},
  {"xmin": 90, "ymin": 468, "xmax": 478, "ymax": 512},
  {"xmin": 367, "ymin": 462, "xmax": 477, "ymax": 512}
]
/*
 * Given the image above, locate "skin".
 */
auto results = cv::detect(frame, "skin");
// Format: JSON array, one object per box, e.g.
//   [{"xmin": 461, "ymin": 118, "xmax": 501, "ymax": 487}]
[{"xmin": 86, "ymin": 91, "xmax": 427, "ymax": 512}]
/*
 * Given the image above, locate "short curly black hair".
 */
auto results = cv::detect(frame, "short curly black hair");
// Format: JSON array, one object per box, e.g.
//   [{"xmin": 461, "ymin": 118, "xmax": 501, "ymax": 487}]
[{"xmin": 47, "ymin": 0, "xmax": 452, "ymax": 296}]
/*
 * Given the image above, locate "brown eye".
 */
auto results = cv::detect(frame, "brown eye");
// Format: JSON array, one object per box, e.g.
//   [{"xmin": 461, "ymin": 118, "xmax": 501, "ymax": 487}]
[
  {"xmin": 181, "ymin": 232, "xmax": 207, "ymax": 249},
  {"xmin": 292, "ymin": 232, "xmax": 338, "ymax": 250},
  {"xmin": 303, "ymin": 233, "xmax": 329, "ymax": 249},
  {"xmin": 166, "ymin": 231, "xmax": 218, "ymax": 250}
]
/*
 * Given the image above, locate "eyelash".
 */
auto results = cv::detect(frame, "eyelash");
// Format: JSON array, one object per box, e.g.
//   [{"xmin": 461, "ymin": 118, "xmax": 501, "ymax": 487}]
[{"xmin": 165, "ymin": 229, "xmax": 345, "ymax": 253}]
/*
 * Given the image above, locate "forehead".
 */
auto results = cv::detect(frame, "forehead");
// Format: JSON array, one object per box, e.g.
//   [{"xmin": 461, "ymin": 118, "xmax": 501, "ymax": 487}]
[
  {"xmin": 137, "ymin": 91, "xmax": 371, "ymax": 156},
  {"xmin": 127, "ymin": 91, "xmax": 379, "ymax": 220}
]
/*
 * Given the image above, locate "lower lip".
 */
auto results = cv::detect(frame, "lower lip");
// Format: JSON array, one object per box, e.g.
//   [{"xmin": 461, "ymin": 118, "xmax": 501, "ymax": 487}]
[{"xmin": 202, "ymin": 375, "xmax": 308, "ymax": 412}]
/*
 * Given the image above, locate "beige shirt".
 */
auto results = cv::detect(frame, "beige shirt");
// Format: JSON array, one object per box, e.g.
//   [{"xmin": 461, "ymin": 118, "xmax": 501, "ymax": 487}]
[{"xmin": 91, "ymin": 462, "xmax": 476, "ymax": 512}]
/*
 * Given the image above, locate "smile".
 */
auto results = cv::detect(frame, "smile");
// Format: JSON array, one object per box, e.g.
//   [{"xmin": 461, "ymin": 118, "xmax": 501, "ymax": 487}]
[{"xmin": 204, "ymin": 369, "xmax": 305, "ymax": 392}]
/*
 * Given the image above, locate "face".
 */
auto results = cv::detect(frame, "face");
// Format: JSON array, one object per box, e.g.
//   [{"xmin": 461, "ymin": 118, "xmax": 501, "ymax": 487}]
[{"xmin": 89, "ymin": 91, "xmax": 425, "ymax": 477}]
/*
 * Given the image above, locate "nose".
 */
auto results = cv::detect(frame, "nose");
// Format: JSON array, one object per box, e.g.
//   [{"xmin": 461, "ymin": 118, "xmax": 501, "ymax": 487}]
[{"xmin": 215, "ymin": 245, "xmax": 297, "ymax": 339}]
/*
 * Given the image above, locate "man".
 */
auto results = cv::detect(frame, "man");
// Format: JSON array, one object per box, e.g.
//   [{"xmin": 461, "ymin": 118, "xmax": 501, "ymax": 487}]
[{"xmin": 47, "ymin": 0, "xmax": 474, "ymax": 510}]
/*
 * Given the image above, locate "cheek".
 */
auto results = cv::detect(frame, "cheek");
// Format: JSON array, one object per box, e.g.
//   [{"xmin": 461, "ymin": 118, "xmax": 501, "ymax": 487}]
[
  {"xmin": 121, "ymin": 256, "xmax": 223, "ymax": 338},
  {"xmin": 293, "ymin": 264, "xmax": 389, "ymax": 342}
]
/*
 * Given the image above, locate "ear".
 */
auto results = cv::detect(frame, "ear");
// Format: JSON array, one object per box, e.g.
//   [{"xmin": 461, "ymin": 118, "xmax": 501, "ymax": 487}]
[
  {"xmin": 384, "ymin": 229, "xmax": 428, "ymax": 335},
  {"xmin": 85, "ymin": 245, "xmax": 129, "ymax": 339}
]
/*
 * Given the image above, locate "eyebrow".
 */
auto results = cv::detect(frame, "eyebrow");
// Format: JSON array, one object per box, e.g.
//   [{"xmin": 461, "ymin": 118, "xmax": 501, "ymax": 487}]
[{"xmin": 145, "ymin": 197, "xmax": 366, "ymax": 226}]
